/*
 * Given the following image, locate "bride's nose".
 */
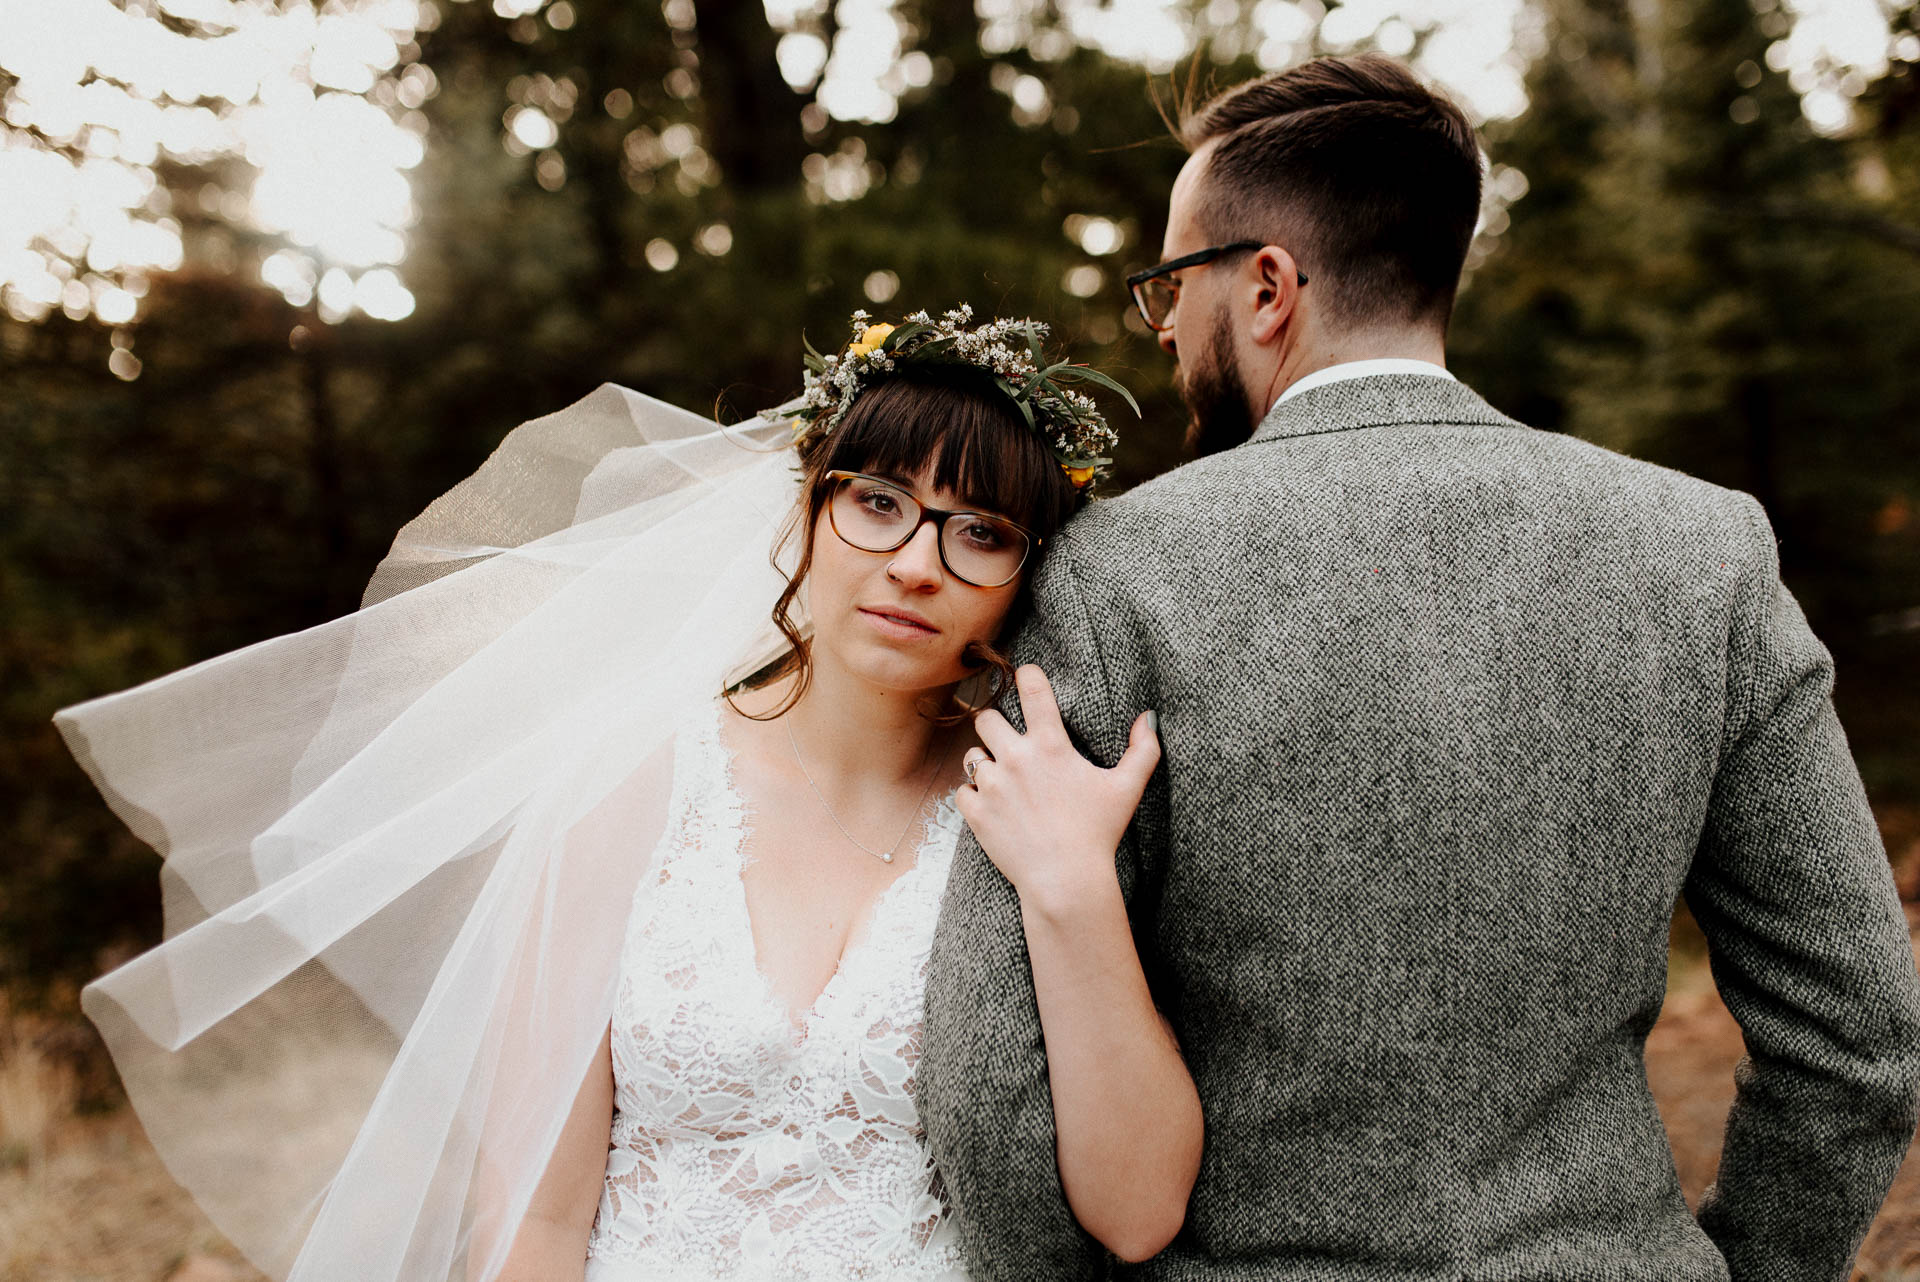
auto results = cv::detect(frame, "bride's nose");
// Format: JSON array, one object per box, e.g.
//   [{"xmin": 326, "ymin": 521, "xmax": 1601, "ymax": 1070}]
[{"xmin": 885, "ymin": 521, "xmax": 944, "ymax": 589}]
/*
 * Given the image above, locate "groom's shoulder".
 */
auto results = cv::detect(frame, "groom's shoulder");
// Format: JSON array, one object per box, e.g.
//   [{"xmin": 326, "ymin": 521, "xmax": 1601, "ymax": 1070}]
[
  {"xmin": 1061, "ymin": 441, "xmax": 1277, "ymax": 538},
  {"xmin": 1034, "ymin": 449, "xmax": 1296, "ymax": 605},
  {"xmin": 1061, "ymin": 419, "xmax": 1769, "ymax": 525},
  {"xmin": 1487, "ymin": 420, "xmax": 1776, "ymax": 552},
  {"xmin": 1498, "ymin": 422, "xmax": 1769, "ymax": 522},
  {"xmin": 1050, "ymin": 411, "xmax": 1774, "ymax": 581},
  {"xmin": 1043, "ymin": 458, "xmax": 1228, "ymax": 574}
]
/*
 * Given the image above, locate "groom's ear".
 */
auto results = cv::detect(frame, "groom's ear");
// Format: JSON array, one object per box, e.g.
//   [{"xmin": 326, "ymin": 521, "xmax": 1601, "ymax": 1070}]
[{"xmin": 1247, "ymin": 245, "xmax": 1304, "ymax": 345}]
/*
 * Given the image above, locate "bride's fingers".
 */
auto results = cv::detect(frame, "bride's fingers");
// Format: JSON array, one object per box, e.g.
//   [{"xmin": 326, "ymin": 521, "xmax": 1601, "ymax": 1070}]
[
  {"xmin": 973, "ymin": 708, "xmax": 1021, "ymax": 757},
  {"xmin": 953, "ymin": 777, "xmax": 981, "ymax": 825},
  {"xmin": 1013, "ymin": 665, "xmax": 1067, "ymax": 745},
  {"xmin": 1110, "ymin": 710, "xmax": 1162, "ymax": 805}
]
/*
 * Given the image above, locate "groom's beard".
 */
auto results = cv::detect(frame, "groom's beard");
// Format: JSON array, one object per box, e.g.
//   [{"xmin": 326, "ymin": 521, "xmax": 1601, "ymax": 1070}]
[{"xmin": 1180, "ymin": 311, "xmax": 1258, "ymax": 457}]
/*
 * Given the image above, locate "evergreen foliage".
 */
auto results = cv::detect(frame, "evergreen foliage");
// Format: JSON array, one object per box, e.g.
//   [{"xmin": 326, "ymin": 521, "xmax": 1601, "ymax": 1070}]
[{"xmin": 3, "ymin": 0, "xmax": 1915, "ymax": 1002}]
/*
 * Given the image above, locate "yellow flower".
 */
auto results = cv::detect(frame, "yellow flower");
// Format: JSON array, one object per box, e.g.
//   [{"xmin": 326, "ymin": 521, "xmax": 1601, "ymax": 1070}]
[
  {"xmin": 847, "ymin": 342, "xmax": 874, "ymax": 360},
  {"xmin": 789, "ymin": 417, "xmax": 810, "ymax": 442},
  {"xmin": 859, "ymin": 322, "xmax": 896, "ymax": 348},
  {"xmin": 1065, "ymin": 464, "xmax": 1097, "ymax": 487}
]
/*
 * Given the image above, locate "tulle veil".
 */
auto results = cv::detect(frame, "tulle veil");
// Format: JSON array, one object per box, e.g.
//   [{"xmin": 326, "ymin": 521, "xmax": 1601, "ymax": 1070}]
[{"xmin": 54, "ymin": 385, "xmax": 803, "ymax": 1281}]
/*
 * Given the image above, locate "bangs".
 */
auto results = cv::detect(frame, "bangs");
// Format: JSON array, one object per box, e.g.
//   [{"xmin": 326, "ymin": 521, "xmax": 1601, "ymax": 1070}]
[{"xmin": 821, "ymin": 369, "xmax": 1072, "ymax": 538}]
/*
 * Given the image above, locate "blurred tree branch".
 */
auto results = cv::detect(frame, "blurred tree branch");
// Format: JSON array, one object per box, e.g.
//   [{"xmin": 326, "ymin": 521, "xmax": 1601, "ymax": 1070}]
[
  {"xmin": 694, "ymin": 0, "xmax": 806, "ymax": 194},
  {"xmin": 1748, "ymin": 200, "xmax": 1920, "ymax": 257}
]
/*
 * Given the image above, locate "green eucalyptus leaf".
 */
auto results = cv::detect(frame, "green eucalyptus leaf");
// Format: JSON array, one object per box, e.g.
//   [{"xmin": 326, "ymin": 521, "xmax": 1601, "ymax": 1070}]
[
  {"xmin": 802, "ymin": 332, "xmax": 829, "ymax": 373},
  {"xmin": 1019, "ymin": 361, "xmax": 1073, "ymax": 398},
  {"xmin": 994, "ymin": 376, "xmax": 1038, "ymax": 430},
  {"xmin": 1052, "ymin": 366, "xmax": 1142, "ymax": 416}
]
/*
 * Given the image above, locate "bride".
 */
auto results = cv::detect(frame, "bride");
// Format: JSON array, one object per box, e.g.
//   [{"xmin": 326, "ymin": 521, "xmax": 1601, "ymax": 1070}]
[{"xmin": 57, "ymin": 305, "xmax": 1202, "ymax": 1282}]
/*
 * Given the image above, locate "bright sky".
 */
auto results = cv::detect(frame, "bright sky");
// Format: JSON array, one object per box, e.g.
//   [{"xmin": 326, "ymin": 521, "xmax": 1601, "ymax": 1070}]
[{"xmin": 0, "ymin": 0, "xmax": 1905, "ymax": 342}]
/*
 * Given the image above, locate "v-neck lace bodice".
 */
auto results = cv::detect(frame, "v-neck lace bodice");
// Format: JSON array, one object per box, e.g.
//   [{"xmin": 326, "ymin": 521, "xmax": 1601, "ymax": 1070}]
[{"xmin": 584, "ymin": 703, "xmax": 970, "ymax": 1282}]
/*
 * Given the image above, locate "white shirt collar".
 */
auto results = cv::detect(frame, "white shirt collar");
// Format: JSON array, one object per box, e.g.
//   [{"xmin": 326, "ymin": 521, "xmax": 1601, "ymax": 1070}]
[{"xmin": 1273, "ymin": 358, "xmax": 1457, "ymax": 412}]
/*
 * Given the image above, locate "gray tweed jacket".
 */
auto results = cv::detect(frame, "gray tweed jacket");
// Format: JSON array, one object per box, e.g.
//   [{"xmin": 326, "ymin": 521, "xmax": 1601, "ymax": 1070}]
[{"xmin": 918, "ymin": 374, "xmax": 1920, "ymax": 1282}]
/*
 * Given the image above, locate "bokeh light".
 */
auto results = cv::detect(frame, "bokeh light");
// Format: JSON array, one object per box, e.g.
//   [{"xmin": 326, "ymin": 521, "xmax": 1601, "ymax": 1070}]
[
  {"xmin": 0, "ymin": 0, "xmax": 1905, "ymax": 334},
  {"xmin": 0, "ymin": 0, "xmax": 431, "ymax": 325}
]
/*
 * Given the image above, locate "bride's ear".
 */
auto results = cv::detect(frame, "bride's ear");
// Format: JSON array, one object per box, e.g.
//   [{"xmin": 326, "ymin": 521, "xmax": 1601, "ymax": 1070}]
[{"xmin": 954, "ymin": 642, "xmax": 1009, "ymax": 717}]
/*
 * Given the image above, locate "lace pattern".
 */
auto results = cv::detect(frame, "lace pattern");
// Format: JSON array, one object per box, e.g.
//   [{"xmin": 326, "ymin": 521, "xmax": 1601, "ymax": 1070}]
[{"xmin": 584, "ymin": 703, "xmax": 969, "ymax": 1282}]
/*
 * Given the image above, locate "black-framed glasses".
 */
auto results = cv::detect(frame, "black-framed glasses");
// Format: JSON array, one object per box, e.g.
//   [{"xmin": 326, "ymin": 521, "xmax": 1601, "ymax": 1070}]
[
  {"xmin": 824, "ymin": 470, "xmax": 1038, "ymax": 589},
  {"xmin": 1125, "ymin": 241, "xmax": 1309, "ymax": 332}
]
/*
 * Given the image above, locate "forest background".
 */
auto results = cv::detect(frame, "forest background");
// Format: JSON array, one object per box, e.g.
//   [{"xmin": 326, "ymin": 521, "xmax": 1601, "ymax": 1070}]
[{"xmin": 1, "ymin": 0, "xmax": 1919, "ymax": 1272}]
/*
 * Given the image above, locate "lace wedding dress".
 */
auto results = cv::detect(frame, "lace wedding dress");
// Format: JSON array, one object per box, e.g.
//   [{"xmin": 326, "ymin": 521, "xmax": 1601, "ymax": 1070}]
[{"xmin": 583, "ymin": 702, "xmax": 972, "ymax": 1282}]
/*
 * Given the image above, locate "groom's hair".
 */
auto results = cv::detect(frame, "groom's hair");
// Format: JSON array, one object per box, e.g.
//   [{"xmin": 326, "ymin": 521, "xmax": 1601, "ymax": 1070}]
[{"xmin": 1181, "ymin": 54, "xmax": 1481, "ymax": 333}]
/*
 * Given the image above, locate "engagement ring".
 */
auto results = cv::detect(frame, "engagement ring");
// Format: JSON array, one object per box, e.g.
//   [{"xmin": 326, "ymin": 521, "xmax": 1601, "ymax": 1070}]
[{"xmin": 963, "ymin": 750, "xmax": 989, "ymax": 787}]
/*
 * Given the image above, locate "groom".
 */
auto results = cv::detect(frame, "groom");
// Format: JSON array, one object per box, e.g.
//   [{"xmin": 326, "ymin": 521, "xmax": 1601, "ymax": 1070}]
[{"xmin": 920, "ymin": 53, "xmax": 1920, "ymax": 1280}]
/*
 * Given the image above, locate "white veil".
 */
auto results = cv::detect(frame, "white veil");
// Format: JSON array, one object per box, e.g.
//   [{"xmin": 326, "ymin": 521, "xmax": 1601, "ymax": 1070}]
[{"xmin": 54, "ymin": 385, "xmax": 803, "ymax": 1282}]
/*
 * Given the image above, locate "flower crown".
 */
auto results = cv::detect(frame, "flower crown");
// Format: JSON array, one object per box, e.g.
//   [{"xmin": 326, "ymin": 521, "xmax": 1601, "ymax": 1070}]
[{"xmin": 761, "ymin": 304, "xmax": 1137, "ymax": 491}]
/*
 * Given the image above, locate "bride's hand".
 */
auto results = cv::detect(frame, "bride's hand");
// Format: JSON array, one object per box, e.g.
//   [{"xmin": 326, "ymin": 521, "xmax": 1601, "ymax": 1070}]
[{"xmin": 956, "ymin": 664, "xmax": 1160, "ymax": 907}]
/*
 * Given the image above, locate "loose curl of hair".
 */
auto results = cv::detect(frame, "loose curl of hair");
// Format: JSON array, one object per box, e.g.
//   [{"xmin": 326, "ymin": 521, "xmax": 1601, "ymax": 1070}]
[{"xmin": 727, "ymin": 364, "xmax": 1081, "ymax": 724}]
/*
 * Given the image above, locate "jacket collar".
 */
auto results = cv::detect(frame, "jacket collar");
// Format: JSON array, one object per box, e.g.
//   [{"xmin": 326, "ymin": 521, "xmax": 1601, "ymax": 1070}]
[{"xmin": 1246, "ymin": 373, "xmax": 1528, "ymax": 446}]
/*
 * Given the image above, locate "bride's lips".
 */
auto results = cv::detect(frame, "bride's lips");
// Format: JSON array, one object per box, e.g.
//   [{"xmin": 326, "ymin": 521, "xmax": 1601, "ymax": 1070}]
[{"xmin": 858, "ymin": 606, "xmax": 939, "ymax": 638}]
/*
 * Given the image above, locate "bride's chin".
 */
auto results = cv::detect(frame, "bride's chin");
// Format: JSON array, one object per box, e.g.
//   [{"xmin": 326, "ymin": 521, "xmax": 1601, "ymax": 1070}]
[{"xmin": 820, "ymin": 636, "xmax": 971, "ymax": 698}]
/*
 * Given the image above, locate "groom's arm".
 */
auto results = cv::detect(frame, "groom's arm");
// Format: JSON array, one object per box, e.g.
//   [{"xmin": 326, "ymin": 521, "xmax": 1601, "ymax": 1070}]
[
  {"xmin": 1684, "ymin": 494, "xmax": 1920, "ymax": 1280},
  {"xmin": 920, "ymin": 542, "xmax": 1170, "ymax": 1282}
]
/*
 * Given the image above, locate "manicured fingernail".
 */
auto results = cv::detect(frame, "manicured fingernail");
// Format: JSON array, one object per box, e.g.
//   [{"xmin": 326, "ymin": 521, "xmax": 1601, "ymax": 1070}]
[{"xmin": 1144, "ymin": 710, "xmax": 1159, "ymax": 734}]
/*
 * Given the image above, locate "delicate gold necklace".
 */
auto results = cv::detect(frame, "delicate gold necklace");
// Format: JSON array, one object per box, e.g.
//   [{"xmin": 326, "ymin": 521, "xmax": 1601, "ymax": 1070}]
[{"xmin": 783, "ymin": 716, "xmax": 948, "ymax": 864}]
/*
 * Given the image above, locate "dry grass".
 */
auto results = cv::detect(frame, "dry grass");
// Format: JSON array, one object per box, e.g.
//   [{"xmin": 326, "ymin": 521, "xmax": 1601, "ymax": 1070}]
[
  {"xmin": 0, "ymin": 1018, "xmax": 75, "ymax": 1171},
  {"xmin": 0, "ymin": 1108, "xmax": 265, "ymax": 1282},
  {"xmin": 0, "ymin": 999, "xmax": 263, "ymax": 1282}
]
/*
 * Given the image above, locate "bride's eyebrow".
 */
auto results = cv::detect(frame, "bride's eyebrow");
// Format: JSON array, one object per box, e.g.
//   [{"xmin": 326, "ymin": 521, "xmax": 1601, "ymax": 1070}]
[
  {"xmin": 865, "ymin": 467, "xmax": 1012, "ymax": 519},
  {"xmin": 861, "ymin": 467, "xmax": 922, "ymax": 494},
  {"xmin": 953, "ymin": 491, "xmax": 1016, "ymax": 520}
]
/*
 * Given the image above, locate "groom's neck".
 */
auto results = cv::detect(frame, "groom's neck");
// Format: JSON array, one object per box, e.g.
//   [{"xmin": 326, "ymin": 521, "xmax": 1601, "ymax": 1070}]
[
  {"xmin": 1254, "ymin": 322, "xmax": 1449, "ymax": 413},
  {"xmin": 1244, "ymin": 318, "xmax": 1443, "ymax": 427},
  {"xmin": 1291, "ymin": 324, "xmax": 1448, "ymax": 381}
]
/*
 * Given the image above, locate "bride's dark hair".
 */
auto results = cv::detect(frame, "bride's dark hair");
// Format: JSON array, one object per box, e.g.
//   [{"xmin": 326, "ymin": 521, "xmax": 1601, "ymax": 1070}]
[{"xmin": 729, "ymin": 364, "xmax": 1079, "ymax": 722}]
